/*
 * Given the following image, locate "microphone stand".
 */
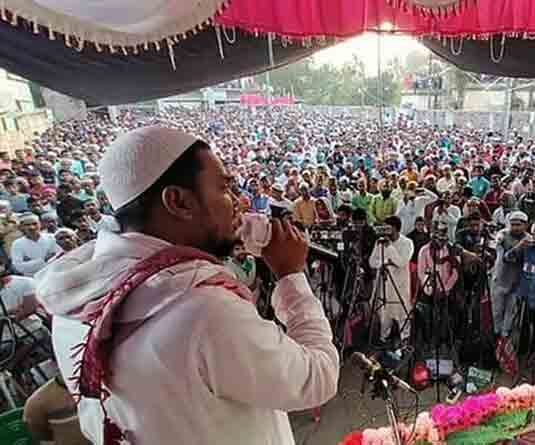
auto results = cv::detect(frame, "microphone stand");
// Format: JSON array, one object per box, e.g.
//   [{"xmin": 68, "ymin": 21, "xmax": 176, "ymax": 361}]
[{"xmin": 371, "ymin": 372, "xmax": 404, "ymax": 445}]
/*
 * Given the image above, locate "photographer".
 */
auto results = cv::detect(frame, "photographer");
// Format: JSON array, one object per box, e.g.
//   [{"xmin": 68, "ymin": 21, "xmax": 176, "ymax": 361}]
[
  {"xmin": 336, "ymin": 204, "xmax": 353, "ymax": 228},
  {"xmin": 369, "ymin": 216, "xmax": 414, "ymax": 342},
  {"xmin": 491, "ymin": 211, "xmax": 529, "ymax": 339},
  {"xmin": 416, "ymin": 224, "xmax": 461, "ymax": 349},
  {"xmin": 417, "ymin": 224, "xmax": 459, "ymax": 299},
  {"xmin": 352, "ymin": 208, "xmax": 378, "ymax": 300},
  {"xmin": 408, "ymin": 217, "xmax": 431, "ymax": 300}
]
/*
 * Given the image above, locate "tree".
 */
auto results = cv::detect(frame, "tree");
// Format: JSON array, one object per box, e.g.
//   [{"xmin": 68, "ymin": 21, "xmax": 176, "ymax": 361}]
[
  {"xmin": 405, "ymin": 50, "xmax": 429, "ymax": 75},
  {"xmin": 254, "ymin": 55, "xmax": 402, "ymax": 106}
]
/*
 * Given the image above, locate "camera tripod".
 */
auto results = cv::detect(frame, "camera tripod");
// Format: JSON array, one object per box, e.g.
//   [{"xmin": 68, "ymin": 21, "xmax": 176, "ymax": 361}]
[
  {"xmin": 417, "ymin": 241, "xmax": 460, "ymax": 403},
  {"xmin": 368, "ymin": 238, "xmax": 413, "ymax": 351},
  {"xmin": 460, "ymin": 230, "xmax": 497, "ymax": 371},
  {"xmin": 509, "ymin": 296, "xmax": 535, "ymax": 385},
  {"xmin": 334, "ymin": 233, "xmax": 367, "ymax": 361},
  {"xmin": 313, "ymin": 259, "xmax": 338, "ymax": 322}
]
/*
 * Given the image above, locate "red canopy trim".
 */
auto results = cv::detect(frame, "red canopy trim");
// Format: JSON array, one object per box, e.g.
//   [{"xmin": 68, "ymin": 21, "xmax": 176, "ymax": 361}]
[
  {"xmin": 387, "ymin": 0, "xmax": 474, "ymax": 17},
  {"xmin": 216, "ymin": 0, "xmax": 535, "ymax": 41},
  {"xmin": 2, "ymin": 0, "xmax": 535, "ymax": 62}
]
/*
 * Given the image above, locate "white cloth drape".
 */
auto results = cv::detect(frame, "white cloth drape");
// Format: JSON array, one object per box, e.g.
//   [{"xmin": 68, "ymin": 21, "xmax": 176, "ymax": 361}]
[{"xmin": 4, "ymin": 0, "xmax": 226, "ymax": 47}]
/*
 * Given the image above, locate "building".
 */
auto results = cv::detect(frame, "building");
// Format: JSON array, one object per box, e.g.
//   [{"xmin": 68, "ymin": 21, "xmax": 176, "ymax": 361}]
[{"xmin": 0, "ymin": 69, "xmax": 52, "ymax": 155}]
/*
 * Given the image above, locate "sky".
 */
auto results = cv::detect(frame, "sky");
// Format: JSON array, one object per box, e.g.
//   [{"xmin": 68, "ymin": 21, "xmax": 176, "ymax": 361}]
[{"xmin": 313, "ymin": 33, "xmax": 429, "ymax": 74}]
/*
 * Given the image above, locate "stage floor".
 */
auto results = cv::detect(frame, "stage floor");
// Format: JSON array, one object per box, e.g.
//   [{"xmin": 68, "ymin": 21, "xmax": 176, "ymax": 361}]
[{"xmin": 290, "ymin": 361, "xmax": 521, "ymax": 445}]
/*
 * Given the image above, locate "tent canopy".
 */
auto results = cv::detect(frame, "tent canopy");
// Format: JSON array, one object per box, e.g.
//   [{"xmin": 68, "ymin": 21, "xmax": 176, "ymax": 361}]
[
  {"xmin": 0, "ymin": 19, "xmax": 320, "ymax": 106},
  {"xmin": 2, "ymin": 0, "xmax": 535, "ymax": 105}
]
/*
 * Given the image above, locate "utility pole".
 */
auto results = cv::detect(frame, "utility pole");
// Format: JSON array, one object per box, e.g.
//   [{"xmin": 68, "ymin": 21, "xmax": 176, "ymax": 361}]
[
  {"xmin": 427, "ymin": 52, "xmax": 433, "ymax": 111},
  {"xmin": 504, "ymin": 77, "xmax": 513, "ymax": 140},
  {"xmin": 265, "ymin": 71, "xmax": 272, "ymax": 106},
  {"xmin": 377, "ymin": 33, "xmax": 385, "ymax": 160}
]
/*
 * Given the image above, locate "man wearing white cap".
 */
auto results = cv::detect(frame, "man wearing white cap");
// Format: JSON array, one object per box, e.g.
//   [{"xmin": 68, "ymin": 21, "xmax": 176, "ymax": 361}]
[
  {"xmin": 11, "ymin": 213, "xmax": 59, "ymax": 277},
  {"xmin": 35, "ymin": 126, "xmax": 338, "ymax": 445},
  {"xmin": 491, "ymin": 210, "xmax": 529, "ymax": 339}
]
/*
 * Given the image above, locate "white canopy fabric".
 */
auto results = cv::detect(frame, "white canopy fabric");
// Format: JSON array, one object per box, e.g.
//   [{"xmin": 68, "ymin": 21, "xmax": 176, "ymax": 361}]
[{"xmin": 4, "ymin": 0, "xmax": 227, "ymax": 48}]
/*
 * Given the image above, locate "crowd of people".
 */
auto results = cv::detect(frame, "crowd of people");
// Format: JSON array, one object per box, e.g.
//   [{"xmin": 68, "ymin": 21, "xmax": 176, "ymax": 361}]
[{"xmin": 1, "ymin": 105, "xmax": 535, "ymax": 442}]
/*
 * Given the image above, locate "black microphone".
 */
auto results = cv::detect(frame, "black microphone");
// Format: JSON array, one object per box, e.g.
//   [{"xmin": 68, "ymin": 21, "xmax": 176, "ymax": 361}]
[{"xmin": 353, "ymin": 352, "xmax": 417, "ymax": 394}]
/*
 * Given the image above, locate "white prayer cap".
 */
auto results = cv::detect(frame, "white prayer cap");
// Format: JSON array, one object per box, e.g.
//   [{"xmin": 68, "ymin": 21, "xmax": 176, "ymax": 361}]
[
  {"xmin": 509, "ymin": 211, "xmax": 529, "ymax": 223},
  {"xmin": 98, "ymin": 126, "xmax": 198, "ymax": 211},
  {"xmin": 19, "ymin": 213, "xmax": 39, "ymax": 224},
  {"xmin": 55, "ymin": 227, "xmax": 77, "ymax": 238}
]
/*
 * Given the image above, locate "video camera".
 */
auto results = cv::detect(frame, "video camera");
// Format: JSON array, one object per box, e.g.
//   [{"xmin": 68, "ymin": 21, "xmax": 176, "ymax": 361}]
[{"xmin": 374, "ymin": 224, "xmax": 392, "ymax": 240}]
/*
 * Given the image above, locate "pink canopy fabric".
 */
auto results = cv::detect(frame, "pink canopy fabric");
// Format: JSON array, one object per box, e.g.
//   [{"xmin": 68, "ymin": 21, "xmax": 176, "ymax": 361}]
[{"xmin": 216, "ymin": 0, "xmax": 535, "ymax": 39}]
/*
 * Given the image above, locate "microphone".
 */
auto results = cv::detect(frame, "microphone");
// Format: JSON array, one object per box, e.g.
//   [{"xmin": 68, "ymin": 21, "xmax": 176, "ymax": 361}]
[
  {"xmin": 353, "ymin": 352, "xmax": 417, "ymax": 394},
  {"xmin": 240, "ymin": 212, "xmax": 338, "ymax": 261}
]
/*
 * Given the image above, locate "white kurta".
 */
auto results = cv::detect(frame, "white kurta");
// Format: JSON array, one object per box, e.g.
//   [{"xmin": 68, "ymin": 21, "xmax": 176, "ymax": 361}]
[
  {"xmin": 396, "ymin": 190, "xmax": 438, "ymax": 235},
  {"xmin": 433, "ymin": 205, "xmax": 462, "ymax": 243},
  {"xmin": 37, "ymin": 232, "xmax": 339, "ymax": 445},
  {"xmin": 10, "ymin": 234, "xmax": 59, "ymax": 277},
  {"xmin": 0, "ymin": 276, "xmax": 41, "ymax": 339},
  {"xmin": 88, "ymin": 214, "xmax": 121, "ymax": 233},
  {"xmin": 369, "ymin": 235, "xmax": 414, "ymax": 340}
]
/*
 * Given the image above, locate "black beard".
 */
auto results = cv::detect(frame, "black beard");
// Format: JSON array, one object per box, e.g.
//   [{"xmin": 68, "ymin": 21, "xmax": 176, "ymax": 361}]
[
  {"xmin": 202, "ymin": 233, "xmax": 239, "ymax": 259},
  {"xmin": 382, "ymin": 191, "xmax": 392, "ymax": 199}
]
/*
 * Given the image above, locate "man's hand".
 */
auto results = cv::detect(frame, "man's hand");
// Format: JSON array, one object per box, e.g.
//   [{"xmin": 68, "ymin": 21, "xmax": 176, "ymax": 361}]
[
  {"xmin": 515, "ymin": 237, "xmax": 533, "ymax": 251},
  {"xmin": 262, "ymin": 218, "xmax": 308, "ymax": 279}
]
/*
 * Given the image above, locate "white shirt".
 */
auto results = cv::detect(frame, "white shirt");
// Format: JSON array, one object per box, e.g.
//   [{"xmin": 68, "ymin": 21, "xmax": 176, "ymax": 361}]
[
  {"xmin": 42, "ymin": 232, "xmax": 339, "ymax": 445},
  {"xmin": 433, "ymin": 205, "xmax": 462, "ymax": 243},
  {"xmin": 369, "ymin": 234, "xmax": 414, "ymax": 339},
  {"xmin": 88, "ymin": 214, "xmax": 121, "ymax": 234},
  {"xmin": 396, "ymin": 190, "xmax": 438, "ymax": 235},
  {"xmin": 268, "ymin": 196, "xmax": 294, "ymax": 212},
  {"xmin": 436, "ymin": 176, "xmax": 457, "ymax": 194},
  {"xmin": 0, "ymin": 276, "xmax": 41, "ymax": 339},
  {"xmin": 369, "ymin": 235, "xmax": 414, "ymax": 294},
  {"xmin": 11, "ymin": 234, "xmax": 59, "ymax": 277}
]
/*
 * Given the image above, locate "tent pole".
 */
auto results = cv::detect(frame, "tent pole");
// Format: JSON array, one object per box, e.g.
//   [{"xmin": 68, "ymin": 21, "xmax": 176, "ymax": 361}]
[
  {"xmin": 377, "ymin": 33, "xmax": 385, "ymax": 161},
  {"xmin": 504, "ymin": 77, "xmax": 513, "ymax": 140}
]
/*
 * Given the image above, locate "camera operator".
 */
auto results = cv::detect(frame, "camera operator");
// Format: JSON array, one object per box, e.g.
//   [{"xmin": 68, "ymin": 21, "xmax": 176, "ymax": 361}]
[
  {"xmin": 491, "ymin": 211, "xmax": 529, "ymax": 339},
  {"xmin": 408, "ymin": 217, "xmax": 431, "ymax": 300},
  {"xmin": 455, "ymin": 211, "xmax": 485, "ymax": 254},
  {"xmin": 353, "ymin": 208, "xmax": 377, "ymax": 266},
  {"xmin": 416, "ymin": 223, "xmax": 461, "ymax": 349},
  {"xmin": 417, "ymin": 224, "xmax": 460, "ymax": 298},
  {"xmin": 455, "ymin": 210, "xmax": 492, "ymax": 343},
  {"xmin": 336, "ymin": 204, "xmax": 353, "ymax": 229},
  {"xmin": 369, "ymin": 216, "xmax": 414, "ymax": 342},
  {"xmin": 352, "ymin": 208, "xmax": 378, "ymax": 300}
]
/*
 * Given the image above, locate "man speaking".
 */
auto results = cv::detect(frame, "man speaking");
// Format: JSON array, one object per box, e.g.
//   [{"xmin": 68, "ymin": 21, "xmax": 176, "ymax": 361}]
[{"xmin": 35, "ymin": 126, "xmax": 339, "ymax": 445}]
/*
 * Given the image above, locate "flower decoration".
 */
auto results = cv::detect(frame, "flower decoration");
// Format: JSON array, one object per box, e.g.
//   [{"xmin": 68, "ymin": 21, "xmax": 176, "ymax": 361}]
[
  {"xmin": 341, "ymin": 384, "xmax": 535, "ymax": 445},
  {"xmin": 340, "ymin": 431, "xmax": 363, "ymax": 445}
]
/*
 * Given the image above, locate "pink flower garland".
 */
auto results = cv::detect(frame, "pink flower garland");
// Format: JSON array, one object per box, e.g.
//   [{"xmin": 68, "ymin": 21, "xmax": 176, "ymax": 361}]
[{"xmin": 339, "ymin": 384, "xmax": 535, "ymax": 445}]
